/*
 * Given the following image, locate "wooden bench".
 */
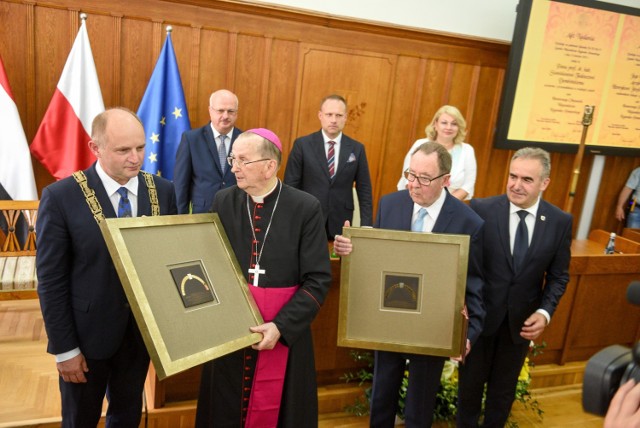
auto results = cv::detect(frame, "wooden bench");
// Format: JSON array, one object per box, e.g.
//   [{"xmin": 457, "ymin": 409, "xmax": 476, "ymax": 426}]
[{"xmin": 0, "ymin": 201, "xmax": 39, "ymax": 300}]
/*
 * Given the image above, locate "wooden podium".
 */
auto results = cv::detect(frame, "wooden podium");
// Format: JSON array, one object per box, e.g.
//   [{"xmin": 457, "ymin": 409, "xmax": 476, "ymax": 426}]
[{"xmin": 534, "ymin": 230, "xmax": 640, "ymax": 365}]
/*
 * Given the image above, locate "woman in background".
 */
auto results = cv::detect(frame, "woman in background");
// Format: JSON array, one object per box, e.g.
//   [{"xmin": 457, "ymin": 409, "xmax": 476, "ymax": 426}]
[{"xmin": 397, "ymin": 105, "xmax": 476, "ymax": 200}]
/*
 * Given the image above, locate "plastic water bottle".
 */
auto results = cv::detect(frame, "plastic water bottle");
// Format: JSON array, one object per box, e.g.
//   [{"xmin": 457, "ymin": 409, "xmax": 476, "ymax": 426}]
[{"xmin": 604, "ymin": 232, "xmax": 616, "ymax": 254}]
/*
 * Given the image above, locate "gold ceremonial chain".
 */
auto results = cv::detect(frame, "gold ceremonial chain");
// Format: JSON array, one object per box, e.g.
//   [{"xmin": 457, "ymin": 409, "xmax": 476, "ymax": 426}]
[
  {"xmin": 180, "ymin": 273, "xmax": 209, "ymax": 296},
  {"xmin": 142, "ymin": 172, "xmax": 160, "ymax": 216},
  {"xmin": 73, "ymin": 171, "xmax": 104, "ymax": 224},
  {"xmin": 72, "ymin": 170, "xmax": 161, "ymax": 224}
]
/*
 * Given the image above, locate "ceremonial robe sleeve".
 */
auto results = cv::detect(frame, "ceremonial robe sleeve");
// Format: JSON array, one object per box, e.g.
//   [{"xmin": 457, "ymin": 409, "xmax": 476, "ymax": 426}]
[{"xmin": 273, "ymin": 197, "xmax": 331, "ymax": 347}]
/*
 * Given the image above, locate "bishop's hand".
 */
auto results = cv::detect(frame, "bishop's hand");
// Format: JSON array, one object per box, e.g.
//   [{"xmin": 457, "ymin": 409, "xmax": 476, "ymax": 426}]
[{"xmin": 250, "ymin": 322, "xmax": 281, "ymax": 351}]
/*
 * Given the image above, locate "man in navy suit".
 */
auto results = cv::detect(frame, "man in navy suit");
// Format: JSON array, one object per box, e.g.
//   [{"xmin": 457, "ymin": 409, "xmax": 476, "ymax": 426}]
[
  {"xmin": 457, "ymin": 147, "xmax": 572, "ymax": 428},
  {"xmin": 36, "ymin": 108, "xmax": 177, "ymax": 427},
  {"xmin": 284, "ymin": 94, "xmax": 373, "ymax": 239},
  {"xmin": 334, "ymin": 142, "xmax": 484, "ymax": 427},
  {"xmin": 174, "ymin": 89, "xmax": 241, "ymax": 213}
]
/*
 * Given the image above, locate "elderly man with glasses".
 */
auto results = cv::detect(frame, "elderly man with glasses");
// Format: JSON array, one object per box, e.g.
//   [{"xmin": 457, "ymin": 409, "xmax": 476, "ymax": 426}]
[
  {"xmin": 334, "ymin": 141, "xmax": 485, "ymax": 428},
  {"xmin": 174, "ymin": 89, "xmax": 242, "ymax": 214},
  {"xmin": 195, "ymin": 128, "xmax": 331, "ymax": 428}
]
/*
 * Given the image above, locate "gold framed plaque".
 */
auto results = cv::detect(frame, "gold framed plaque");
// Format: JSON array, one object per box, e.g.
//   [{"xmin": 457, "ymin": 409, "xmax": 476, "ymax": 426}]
[
  {"xmin": 337, "ymin": 227, "xmax": 469, "ymax": 357},
  {"xmin": 100, "ymin": 213, "xmax": 263, "ymax": 379}
]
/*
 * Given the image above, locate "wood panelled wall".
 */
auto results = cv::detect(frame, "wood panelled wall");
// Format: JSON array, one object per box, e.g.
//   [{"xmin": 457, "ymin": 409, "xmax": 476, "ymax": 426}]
[{"xmin": 1, "ymin": 0, "xmax": 639, "ymax": 233}]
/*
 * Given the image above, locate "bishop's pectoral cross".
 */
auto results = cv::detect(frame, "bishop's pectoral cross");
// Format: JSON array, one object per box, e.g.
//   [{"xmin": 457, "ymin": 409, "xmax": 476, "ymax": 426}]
[{"xmin": 248, "ymin": 263, "xmax": 266, "ymax": 287}]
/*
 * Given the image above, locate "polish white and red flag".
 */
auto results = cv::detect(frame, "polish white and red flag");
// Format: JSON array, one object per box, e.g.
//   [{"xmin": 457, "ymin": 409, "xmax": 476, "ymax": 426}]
[
  {"xmin": 30, "ymin": 16, "xmax": 104, "ymax": 180},
  {"xmin": 0, "ymin": 56, "xmax": 37, "ymax": 200}
]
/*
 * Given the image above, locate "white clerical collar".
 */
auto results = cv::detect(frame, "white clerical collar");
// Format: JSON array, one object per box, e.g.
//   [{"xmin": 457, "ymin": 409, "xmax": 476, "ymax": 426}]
[
  {"xmin": 95, "ymin": 161, "xmax": 138, "ymax": 198},
  {"xmin": 250, "ymin": 179, "xmax": 280, "ymax": 203},
  {"xmin": 509, "ymin": 197, "xmax": 541, "ymax": 217},
  {"xmin": 321, "ymin": 130, "xmax": 342, "ymax": 145}
]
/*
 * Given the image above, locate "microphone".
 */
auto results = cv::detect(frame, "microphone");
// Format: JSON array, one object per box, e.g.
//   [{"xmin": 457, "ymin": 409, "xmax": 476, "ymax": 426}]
[{"xmin": 626, "ymin": 281, "xmax": 640, "ymax": 306}]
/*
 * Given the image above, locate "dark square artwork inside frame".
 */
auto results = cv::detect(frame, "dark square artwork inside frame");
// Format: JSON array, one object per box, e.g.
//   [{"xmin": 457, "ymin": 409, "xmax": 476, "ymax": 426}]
[
  {"xmin": 170, "ymin": 262, "xmax": 218, "ymax": 308},
  {"xmin": 382, "ymin": 273, "xmax": 421, "ymax": 311}
]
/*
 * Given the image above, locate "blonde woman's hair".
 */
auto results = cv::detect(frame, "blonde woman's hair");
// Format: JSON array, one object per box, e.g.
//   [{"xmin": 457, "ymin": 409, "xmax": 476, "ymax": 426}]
[{"xmin": 425, "ymin": 105, "xmax": 467, "ymax": 145}]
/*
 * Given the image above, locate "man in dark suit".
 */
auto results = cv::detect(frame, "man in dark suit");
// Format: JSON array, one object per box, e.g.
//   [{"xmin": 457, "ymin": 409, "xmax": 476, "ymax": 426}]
[
  {"xmin": 36, "ymin": 107, "xmax": 177, "ymax": 427},
  {"xmin": 284, "ymin": 94, "xmax": 373, "ymax": 239},
  {"xmin": 457, "ymin": 147, "xmax": 573, "ymax": 428},
  {"xmin": 173, "ymin": 89, "xmax": 241, "ymax": 213},
  {"xmin": 334, "ymin": 142, "xmax": 484, "ymax": 427}
]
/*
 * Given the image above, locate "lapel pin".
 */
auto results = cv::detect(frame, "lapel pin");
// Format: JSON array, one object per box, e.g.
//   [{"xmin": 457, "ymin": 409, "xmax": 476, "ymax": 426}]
[{"xmin": 540, "ymin": 215, "xmax": 546, "ymax": 221}]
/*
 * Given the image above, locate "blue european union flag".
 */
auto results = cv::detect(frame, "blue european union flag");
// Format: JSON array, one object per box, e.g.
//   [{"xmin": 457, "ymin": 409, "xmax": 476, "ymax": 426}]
[{"xmin": 138, "ymin": 32, "xmax": 190, "ymax": 179}]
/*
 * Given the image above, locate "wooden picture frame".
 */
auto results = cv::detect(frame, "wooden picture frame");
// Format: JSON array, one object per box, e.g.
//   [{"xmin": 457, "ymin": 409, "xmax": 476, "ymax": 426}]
[
  {"xmin": 100, "ymin": 213, "xmax": 263, "ymax": 379},
  {"xmin": 337, "ymin": 227, "xmax": 469, "ymax": 357}
]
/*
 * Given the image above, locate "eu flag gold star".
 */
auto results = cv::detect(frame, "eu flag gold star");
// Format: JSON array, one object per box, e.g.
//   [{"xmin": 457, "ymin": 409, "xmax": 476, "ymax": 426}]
[
  {"xmin": 160, "ymin": 117, "xmax": 166, "ymax": 126},
  {"xmin": 172, "ymin": 107, "xmax": 182, "ymax": 120},
  {"xmin": 150, "ymin": 132, "xmax": 160, "ymax": 144},
  {"xmin": 148, "ymin": 152, "xmax": 158, "ymax": 163}
]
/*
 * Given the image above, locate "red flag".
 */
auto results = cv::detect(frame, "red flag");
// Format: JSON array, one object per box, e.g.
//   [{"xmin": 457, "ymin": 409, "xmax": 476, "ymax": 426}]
[
  {"xmin": 30, "ymin": 18, "xmax": 104, "ymax": 180},
  {"xmin": 0, "ymin": 56, "xmax": 37, "ymax": 200}
]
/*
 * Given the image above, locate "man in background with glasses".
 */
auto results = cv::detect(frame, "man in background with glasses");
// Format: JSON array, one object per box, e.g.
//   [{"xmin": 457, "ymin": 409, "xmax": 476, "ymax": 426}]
[
  {"xmin": 334, "ymin": 141, "xmax": 485, "ymax": 427},
  {"xmin": 174, "ymin": 89, "xmax": 242, "ymax": 213}
]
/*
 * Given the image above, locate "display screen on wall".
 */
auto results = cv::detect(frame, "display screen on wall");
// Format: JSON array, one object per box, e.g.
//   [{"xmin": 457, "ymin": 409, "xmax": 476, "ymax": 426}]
[{"xmin": 494, "ymin": 0, "xmax": 640, "ymax": 155}]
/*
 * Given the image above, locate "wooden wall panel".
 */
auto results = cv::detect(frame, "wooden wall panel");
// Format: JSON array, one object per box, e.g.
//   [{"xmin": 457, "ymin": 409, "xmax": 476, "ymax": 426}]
[
  {"xmin": 119, "ymin": 19, "xmax": 154, "ymax": 109},
  {"xmin": 196, "ymin": 29, "xmax": 231, "ymax": 125},
  {"xmin": 1, "ymin": 0, "xmax": 637, "ymax": 235}
]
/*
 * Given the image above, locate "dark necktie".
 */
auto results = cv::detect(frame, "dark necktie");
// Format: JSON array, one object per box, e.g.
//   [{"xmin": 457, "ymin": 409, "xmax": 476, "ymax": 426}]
[
  {"xmin": 218, "ymin": 135, "xmax": 227, "ymax": 174},
  {"xmin": 412, "ymin": 208, "xmax": 428, "ymax": 232},
  {"xmin": 513, "ymin": 210, "xmax": 529, "ymax": 271},
  {"xmin": 327, "ymin": 141, "xmax": 336, "ymax": 178},
  {"xmin": 117, "ymin": 187, "xmax": 132, "ymax": 218}
]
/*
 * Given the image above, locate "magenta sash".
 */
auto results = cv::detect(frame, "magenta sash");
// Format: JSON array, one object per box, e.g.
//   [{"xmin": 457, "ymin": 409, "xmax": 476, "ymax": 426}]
[{"xmin": 244, "ymin": 285, "xmax": 299, "ymax": 428}]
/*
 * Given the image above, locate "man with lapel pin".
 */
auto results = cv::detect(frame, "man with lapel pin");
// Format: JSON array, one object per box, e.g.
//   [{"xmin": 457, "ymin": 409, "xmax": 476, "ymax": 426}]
[
  {"xmin": 457, "ymin": 147, "xmax": 573, "ymax": 428},
  {"xmin": 174, "ymin": 89, "xmax": 242, "ymax": 213},
  {"xmin": 284, "ymin": 94, "xmax": 373, "ymax": 239}
]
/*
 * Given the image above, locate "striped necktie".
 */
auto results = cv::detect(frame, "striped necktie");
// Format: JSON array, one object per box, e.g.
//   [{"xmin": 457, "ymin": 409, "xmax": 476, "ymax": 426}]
[
  {"xmin": 218, "ymin": 134, "xmax": 227, "ymax": 173},
  {"xmin": 327, "ymin": 141, "xmax": 336, "ymax": 178},
  {"xmin": 117, "ymin": 187, "xmax": 132, "ymax": 218}
]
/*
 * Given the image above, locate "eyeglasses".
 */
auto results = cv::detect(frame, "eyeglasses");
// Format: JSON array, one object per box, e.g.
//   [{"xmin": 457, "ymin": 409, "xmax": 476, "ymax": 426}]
[
  {"xmin": 209, "ymin": 108, "xmax": 238, "ymax": 115},
  {"xmin": 227, "ymin": 156, "xmax": 271, "ymax": 168},
  {"xmin": 403, "ymin": 169, "xmax": 447, "ymax": 187}
]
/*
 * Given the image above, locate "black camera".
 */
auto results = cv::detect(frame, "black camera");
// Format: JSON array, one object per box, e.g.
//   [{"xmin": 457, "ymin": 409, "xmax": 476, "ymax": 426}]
[{"xmin": 582, "ymin": 281, "xmax": 640, "ymax": 416}]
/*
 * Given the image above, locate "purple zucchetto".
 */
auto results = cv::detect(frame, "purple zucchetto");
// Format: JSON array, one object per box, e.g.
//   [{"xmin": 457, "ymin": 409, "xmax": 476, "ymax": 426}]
[{"xmin": 246, "ymin": 128, "xmax": 282, "ymax": 152}]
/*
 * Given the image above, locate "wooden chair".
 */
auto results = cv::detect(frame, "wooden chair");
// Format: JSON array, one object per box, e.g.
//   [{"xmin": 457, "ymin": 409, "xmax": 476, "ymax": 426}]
[{"xmin": 0, "ymin": 201, "xmax": 39, "ymax": 299}]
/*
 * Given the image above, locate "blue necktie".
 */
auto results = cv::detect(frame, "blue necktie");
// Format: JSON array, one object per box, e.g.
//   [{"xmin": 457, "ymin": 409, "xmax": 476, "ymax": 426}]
[
  {"xmin": 513, "ymin": 210, "xmax": 529, "ymax": 271},
  {"xmin": 412, "ymin": 208, "xmax": 428, "ymax": 232},
  {"xmin": 117, "ymin": 187, "xmax": 132, "ymax": 218},
  {"xmin": 218, "ymin": 135, "xmax": 227, "ymax": 174}
]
